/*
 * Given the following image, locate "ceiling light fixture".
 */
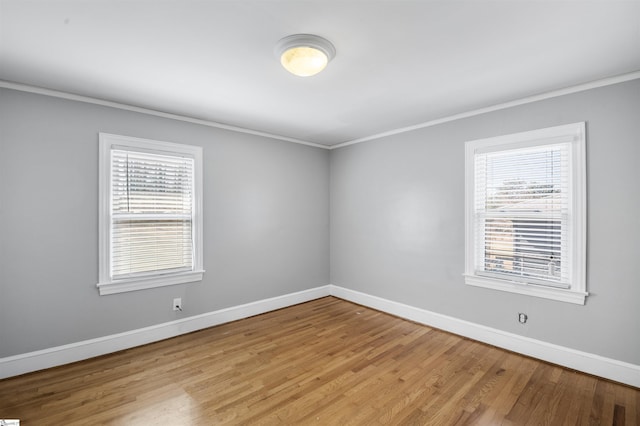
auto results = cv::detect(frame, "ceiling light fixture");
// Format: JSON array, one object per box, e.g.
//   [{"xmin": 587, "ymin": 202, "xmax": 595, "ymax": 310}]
[{"xmin": 275, "ymin": 34, "xmax": 336, "ymax": 77}]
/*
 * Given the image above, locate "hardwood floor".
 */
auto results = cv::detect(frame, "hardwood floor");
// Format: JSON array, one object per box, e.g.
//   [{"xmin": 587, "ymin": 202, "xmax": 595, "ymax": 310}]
[{"xmin": 1, "ymin": 296, "xmax": 638, "ymax": 425}]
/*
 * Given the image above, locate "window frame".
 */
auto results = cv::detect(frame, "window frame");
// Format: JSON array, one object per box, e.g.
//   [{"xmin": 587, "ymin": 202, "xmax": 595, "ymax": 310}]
[
  {"xmin": 97, "ymin": 133, "xmax": 204, "ymax": 295},
  {"xmin": 464, "ymin": 123, "xmax": 587, "ymax": 304}
]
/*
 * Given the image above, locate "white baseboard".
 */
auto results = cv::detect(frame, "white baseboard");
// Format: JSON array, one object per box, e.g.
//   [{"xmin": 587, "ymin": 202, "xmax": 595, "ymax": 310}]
[
  {"xmin": 329, "ymin": 284, "xmax": 640, "ymax": 388},
  {"xmin": 3, "ymin": 283, "xmax": 638, "ymax": 388},
  {"xmin": 0, "ymin": 285, "xmax": 331, "ymax": 379}
]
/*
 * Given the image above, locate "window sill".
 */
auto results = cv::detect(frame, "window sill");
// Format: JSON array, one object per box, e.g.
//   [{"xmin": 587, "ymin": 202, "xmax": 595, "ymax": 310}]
[
  {"xmin": 97, "ymin": 270, "xmax": 204, "ymax": 295},
  {"xmin": 464, "ymin": 274, "xmax": 587, "ymax": 305}
]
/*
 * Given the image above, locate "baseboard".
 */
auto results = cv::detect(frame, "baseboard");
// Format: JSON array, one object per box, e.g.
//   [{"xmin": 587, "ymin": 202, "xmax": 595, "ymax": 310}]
[
  {"xmin": 329, "ymin": 284, "xmax": 640, "ymax": 388},
  {"xmin": 0, "ymin": 285, "xmax": 331, "ymax": 379},
  {"xmin": 3, "ymin": 284, "xmax": 638, "ymax": 388}
]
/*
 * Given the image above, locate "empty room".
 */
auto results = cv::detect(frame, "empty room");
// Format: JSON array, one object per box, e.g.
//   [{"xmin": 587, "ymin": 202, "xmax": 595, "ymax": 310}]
[{"xmin": 1, "ymin": 1, "xmax": 639, "ymax": 424}]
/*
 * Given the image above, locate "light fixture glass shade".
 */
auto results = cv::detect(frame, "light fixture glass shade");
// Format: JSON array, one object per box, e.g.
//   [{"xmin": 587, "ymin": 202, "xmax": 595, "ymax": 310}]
[
  {"xmin": 281, "ymin": 46, "xmax": 328, "ymax": 77},
  {"xmin": 275, "ymin": 34, "xmax": 335, "ymax": 77}
]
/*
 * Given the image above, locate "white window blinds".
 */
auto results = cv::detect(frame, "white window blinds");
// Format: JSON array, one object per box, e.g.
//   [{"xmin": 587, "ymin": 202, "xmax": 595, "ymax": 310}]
[
  {"xmin": 465, "ymin": 123, "xmax": 586, "ymax": 304},
  {"xmin": 98, "ymin": 133, "xmax": 203, "ymax": 295},
  {"xmin": 110, "ymin": 149, "xmax": 195, "ymax": 279},
  {"xmin": 474, "ymin": 142, "xmax": 571, "ymax": 287}
]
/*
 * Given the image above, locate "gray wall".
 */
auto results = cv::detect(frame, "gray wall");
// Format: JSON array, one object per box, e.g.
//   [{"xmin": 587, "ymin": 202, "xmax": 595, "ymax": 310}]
[
  {"xmin": 0, "ymin": 88, "xmax": 330, "ymax": 357},
  {"xmin": 330, "ymin": 79, "xmax": 640, "ymax": 365},
  {"xmin": 2, "ymin": 79, "xmax": 639, "ymax": 367}
]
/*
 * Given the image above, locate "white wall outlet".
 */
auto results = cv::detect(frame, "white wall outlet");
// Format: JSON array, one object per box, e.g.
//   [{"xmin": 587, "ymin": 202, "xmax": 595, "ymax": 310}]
[{"xmin": 173, "ymin": 298, "xmax": 182, "ymax": 311}]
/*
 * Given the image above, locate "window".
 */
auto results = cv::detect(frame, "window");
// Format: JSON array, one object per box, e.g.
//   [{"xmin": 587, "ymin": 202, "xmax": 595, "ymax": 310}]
[
  {"xmin": 98, "ymin": 133, "xmax": 203, "ymax": 295},
  {"xmin": 464, "ymin": 123, "xmax": 587, "ymax": 304}
]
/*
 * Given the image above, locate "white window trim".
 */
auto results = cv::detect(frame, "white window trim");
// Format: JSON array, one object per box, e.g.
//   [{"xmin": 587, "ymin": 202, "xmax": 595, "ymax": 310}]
[
  {"xmin": 464, "ymin": 123, "xmax": 587, "ymax": 305},
  {"xmin": 97, "ymin": 133, "xmax": 204, "ymax": 295}
]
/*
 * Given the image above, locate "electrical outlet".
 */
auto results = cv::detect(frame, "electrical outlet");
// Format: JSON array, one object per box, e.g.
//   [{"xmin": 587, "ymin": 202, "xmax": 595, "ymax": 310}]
[
  {"xmin": 173, "ymin": 298, "xmax": 182, "ymax": 311},
  {"xmin": 518, "ymin": 313, "xmax": 528, "ymax": 324}
]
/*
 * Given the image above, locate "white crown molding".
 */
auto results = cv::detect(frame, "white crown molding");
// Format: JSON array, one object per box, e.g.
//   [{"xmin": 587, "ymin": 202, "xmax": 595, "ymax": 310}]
[
  {"xmin": 330, "ymin": 71, "xmax": 640, "ymax": 149},
  {"xmin": 0, "ymin": 80, "xmax": 330, "ymax": 150},
  {"xmin": 328, "ymin": 285, "xmax": 640, "ymax": 388},
  {"xmin": 3, "ymin": 72, "xmax": 640, "ymax": 151},
  {"xmin": 2, "ymin": 284, "xmax": 639, "ymax": 388}
]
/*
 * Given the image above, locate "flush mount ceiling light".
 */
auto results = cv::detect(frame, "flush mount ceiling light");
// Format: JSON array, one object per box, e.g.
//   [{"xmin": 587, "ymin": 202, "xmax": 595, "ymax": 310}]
[{"xmin": 275, "ymin": 34, "xmax": 336, "ymax": 77}]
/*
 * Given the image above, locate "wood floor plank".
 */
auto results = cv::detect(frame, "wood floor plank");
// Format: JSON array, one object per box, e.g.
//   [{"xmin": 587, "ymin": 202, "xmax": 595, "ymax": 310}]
[{"xmin": 1, "ymin": 296, "xmax": 638, "ymax": 425}]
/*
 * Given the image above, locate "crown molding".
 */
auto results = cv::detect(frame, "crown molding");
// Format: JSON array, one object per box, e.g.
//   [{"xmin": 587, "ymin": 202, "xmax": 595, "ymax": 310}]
[
  {"xmin": 0, "ymin": 80, "xmax": 330, "ymax": 150},
  {"xmin": 330, "ymin": 70, "xmax": 640, "ymax": 149},
  {"xmin": 3, "ymin": 71, "xmax": 639, "ymax": 151}
]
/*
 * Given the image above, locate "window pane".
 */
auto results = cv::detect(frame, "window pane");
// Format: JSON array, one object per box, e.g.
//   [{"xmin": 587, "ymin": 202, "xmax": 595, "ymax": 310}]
[
  {"xmin": 110, "ymin": 150, "xmax": 194, "ymax": 278},
  {"xmin": 112, "ymin": 219, "xmax": 193, "ymax": 277},
  {"xmin": 484, "ymin": 218, "xmax": 563, "ymax": 283},
  {"xmin": 475, "ymin": 143, "xmax": 569, "ymax": 287}
]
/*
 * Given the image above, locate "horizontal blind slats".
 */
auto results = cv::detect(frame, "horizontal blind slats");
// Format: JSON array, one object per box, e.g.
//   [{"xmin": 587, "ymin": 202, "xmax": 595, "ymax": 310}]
[
  {"xmin": 110, "ymin": 149, "xmax": 195, "ymax": 278},
  {"xmin": 475, "ymin": 142, "xmax": 570, "ymax": 286}
]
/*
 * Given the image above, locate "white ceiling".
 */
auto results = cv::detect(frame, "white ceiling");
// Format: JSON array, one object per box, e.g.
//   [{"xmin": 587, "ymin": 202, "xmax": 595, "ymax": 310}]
[{"xmin": 1, "ymin": 1, "xmax": 639, "ymax": 147}]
